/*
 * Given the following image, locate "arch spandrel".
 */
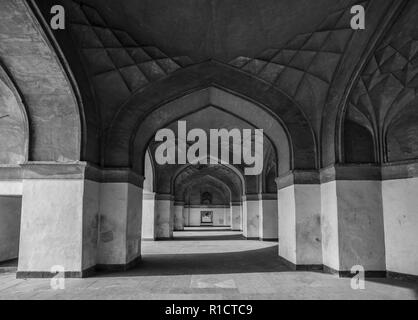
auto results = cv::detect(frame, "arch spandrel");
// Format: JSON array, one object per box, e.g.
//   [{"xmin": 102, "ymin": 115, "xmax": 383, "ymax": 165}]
[
  {"xmin": 0, "ymin": 0, "xmax": 83, "ymax": 162},
  {"xmin": 0, "ymin": 64, "xmax": 29, "ymax": 165}
]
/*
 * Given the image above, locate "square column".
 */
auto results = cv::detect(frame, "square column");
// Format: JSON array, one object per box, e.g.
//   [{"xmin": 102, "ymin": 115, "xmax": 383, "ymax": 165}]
[
  {"xmin": 97, "ymin": 170, "xmax": 144, "ymax": 269},
  {"xmin": 0, "ymin": 196, "xmax": 21, "ymax": 263},
  {"xmin": 277, "ymin": 172, "xmax": 322, "ymax": 269},
  {"xmin": 230, "ymin": 202, "xmax": 242, "ymax": 231},
  {"xmin": 259, "ymin": 194, "xmax": 278, "ymax": 241},
  {"xmin": 155, "ymin": 194, "xmax": 174, "ymax": 239},
  {"xmin": 183, "ymin": 206, "xmax": 190, "ymax": 227},
  {"xmin": 174, "ymin": 202, "xmax": 185, "ymax": 231},
  {"xmin": 17, "ymin": 163, "xmax": 101, "ymax": 278},
  {"xmin": 142, "ymin": 192, "xmax": 156, "ymax": 240},
  {"xmin": 242, "ymin": 195, "xmax": 260, "ymax": 239},
  {"xmin": 320, "ymin": 166, "xmax": 386, "ymax": 276},
  {"xmin": 0, "ymin": 165, "xmax": 23, "ymax": 263},
  {"xmin": 224, "ymin": 206, "xmax": 230, "ymax": 227},
  {"xmin": 382, "ymin": 163, "xmax": 418, "ymax": 278}
]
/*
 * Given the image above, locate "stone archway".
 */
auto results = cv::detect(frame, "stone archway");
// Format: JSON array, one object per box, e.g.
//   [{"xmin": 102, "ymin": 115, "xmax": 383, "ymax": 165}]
[
  {"xmin": 130, "ymin": 86, "xmax": 286, "ymax": 241},
  {"xmin": 104, "ymin": 61, "xmax": 317, "ymax": 174}
]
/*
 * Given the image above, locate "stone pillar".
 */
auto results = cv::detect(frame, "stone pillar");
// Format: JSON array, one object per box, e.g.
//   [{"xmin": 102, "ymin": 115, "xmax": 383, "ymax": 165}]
[
  {"xmin": 259, "ymin": 194, "xmax": 278, "ymax": 241},
  {"xmin": 141, "ymin": 192, "xmax": 156, "ymax": 240},
  {"xmin": 382, "ymin": 162, "xmax": 418, "ymax": 278},
  {"xmin": 17, "ymin": 163, "xmax": 101, "ymax": 278},
  {"xmin": 0, "ymin": 166, "xmax": 22, "ymax": 196},
  {"xmin": 277, "ymin": 172, "xmax": 322, "ymax": 269},
  {"xmin": 320, "ymin": 165, "xmax": 386, "ymax": 276},
  {"xmin": 230, "ymin": 202, "xmax": 242, "ymax": 231},
  {"xmin": 174, "ymin": 202, "xmax": 185, "ymax": 231},
  {"xmin": 183, "ymin": 206, "xmax": 190, "ymax": 227},
  {"xmin": 155, "ymin": 194, "xmax": 174, "ymax": 239},
  {"xmin": 224, "ymin": 206, "xmax": 230, "ymax": 227},
  {"xmin": 242, "ymin": 198, "xmax": 247, "ymax": 236},
  {"xmin": 0, "ymin": 166, "xmax": 22, "ymax": 263},
  {"xmin": 0, "ymin": 196, "xmax": 21, "ymax": 263},
  {"xmin": 94, "ymin": 169, "xmax": 143, "ymax": 270},
  {"xmin": 242, "ymin": 195, "xmax": 260, "ymax": 239}
]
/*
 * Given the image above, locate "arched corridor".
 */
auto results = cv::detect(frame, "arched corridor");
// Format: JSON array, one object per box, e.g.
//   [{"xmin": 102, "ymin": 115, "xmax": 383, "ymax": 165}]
[{"xmin": 1, "ymin": 0, "xmax": 418, "ymax": 301}]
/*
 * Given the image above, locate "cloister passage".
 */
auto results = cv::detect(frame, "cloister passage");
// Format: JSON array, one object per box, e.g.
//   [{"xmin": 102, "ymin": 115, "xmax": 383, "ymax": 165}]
[
  {"xmin": 1, "ymin": 0, "xmax": 418, "ymax": 294},
  {"xmin": 139, "ymin": 90, "xmax": 281, "ymax": 244},
  {"xmin": 136, "ymin": 88, "xmax": 282, "ymax": 271}
]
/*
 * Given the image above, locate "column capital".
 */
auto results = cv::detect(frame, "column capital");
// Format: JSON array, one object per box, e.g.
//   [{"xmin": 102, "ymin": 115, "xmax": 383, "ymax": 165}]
[
  {"xmin": 243, "ymin": 194, "xmax": 278, "ymax": 201},
  {"xmin": 155, "ymin": 193, "xmax": 175, "ymax": 201},
  {"xmin": 142, "ymin": 192, "xmax": 156, "ymax": 200},
  {"xmin": 244, "ymin": 194, "xmax": 260, "ymax": 201},
  {"xmin": 21, "ymin": 161, "xmax": 91, "ymax": 180},
  {"xmin": 19, "ymin": 162, "xmax": 145, "ymax": 188},
  {"xmin": 0, "ymin": 165, "xmax": 22, "ymax": 180},
  {"xmin": 276, "ymin": 170, "xmax": 320, "ymax": 190},
  {"xmin": 382, "ymin": 160, "xmax": 418, "ymax": 180},
  {"xmin": 102, "ymin": 168, "xmax": 145, "ymax": 188},
  {"xmin": 259, "ymin": 193, "xmax": 278, "ymax": 200},
  {"xmin": 320, "ymin": 164, "xmax": 381, "ymax": 183}
]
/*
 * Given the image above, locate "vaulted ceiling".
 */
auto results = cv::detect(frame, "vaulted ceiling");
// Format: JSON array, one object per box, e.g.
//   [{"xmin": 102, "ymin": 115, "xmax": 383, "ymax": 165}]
[
  {"xmin": 2, "ymin": 0, "xmax": 416, "ymax": 170},
  {"xmin": 47, "ymin": 0, "xmax": 360, "ymax": 63}
]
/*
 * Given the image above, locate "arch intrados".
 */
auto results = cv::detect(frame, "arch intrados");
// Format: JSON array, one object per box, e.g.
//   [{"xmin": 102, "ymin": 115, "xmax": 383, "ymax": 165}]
[
  {"xmin": 171, "ymin": 154, "xmax": 246, "ymax": 196},
  {"xmin": 133, "ymin": 87, "xmax": 289, "ymax": 175},
  {"xmin": 179, "ymin": 174, "xmax": 233, "ymax": 205}
]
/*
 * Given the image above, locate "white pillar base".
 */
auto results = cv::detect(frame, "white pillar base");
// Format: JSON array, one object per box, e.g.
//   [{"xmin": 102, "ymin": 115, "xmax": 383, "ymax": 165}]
[
  {"xmin": 383, "ymin": 176, "xmax": 418, "ymax": 277},
  {"xmin": 243, "ymin": 195, "xmax": 260, "ymax": 239},
  {"xmin": 259, "ymin": 194, "xmax": 278, "ymax": 241},
  {"xmin": 0, "ymin": 196, "xmax": 21, "ymax": 263},
  {"xmin": 320, "ymin": 166, "xmax": 386, "ymax": 276},
  {"xmin": 18, "ymin": 163, "xmax": 99, "ymax": 278},
  {"xmin": 141, "ymin": 192, "xmax": 156, "ymax": 240},
  {"xmin": 97, "ymin": 183, "xmax": 143, "ymax": 267},
  {"xmin": 230, "ymin": 203, "xmax": 242, "ymax": 231},
  {"xmin": 174, "ymin": 203, "xmax": 185, "ymax": 231},
  {"xmin": 278, "ymin": 179, "xmax": 322, "ymax": 268},
  {"xmin": 155, "ymin": 195, "xmax": 174, "ymax": 239}
]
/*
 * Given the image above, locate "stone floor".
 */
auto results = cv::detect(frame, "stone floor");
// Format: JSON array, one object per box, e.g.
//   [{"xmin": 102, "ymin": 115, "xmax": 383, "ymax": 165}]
[{"xmin": 0, "ymin": 230, "xmax": 417, "ymax": 300}]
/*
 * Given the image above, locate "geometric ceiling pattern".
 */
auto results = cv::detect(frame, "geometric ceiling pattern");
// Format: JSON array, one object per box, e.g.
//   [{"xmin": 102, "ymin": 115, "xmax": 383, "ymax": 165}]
[
  {"xmin": 346, "ymin": 1, "xmax": 418, "ymax": 163},
  {"xmin": 229, "ymin": 2, "xmax": 368, "ymax": 132},
  {"xmin": 63, "ymin": 0, "xmax": 193, "ymax": 126}
]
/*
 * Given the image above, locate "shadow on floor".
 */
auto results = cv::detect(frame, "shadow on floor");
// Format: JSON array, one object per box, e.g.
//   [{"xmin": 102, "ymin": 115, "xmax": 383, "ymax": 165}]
[
  {"xmin": 93, "ymin": 243, "xmax": 418, "ymax": 297},
  {"xmin": 366, "ymin": 278, "xmax": 418, "ymax": 297},
  {"xmin": 94, "ymin": 245, "xmax": 293, "ymax": 278},
  {"xmin": 0, "ymin": 259, "xmax": 17, "ymax": 267}
]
